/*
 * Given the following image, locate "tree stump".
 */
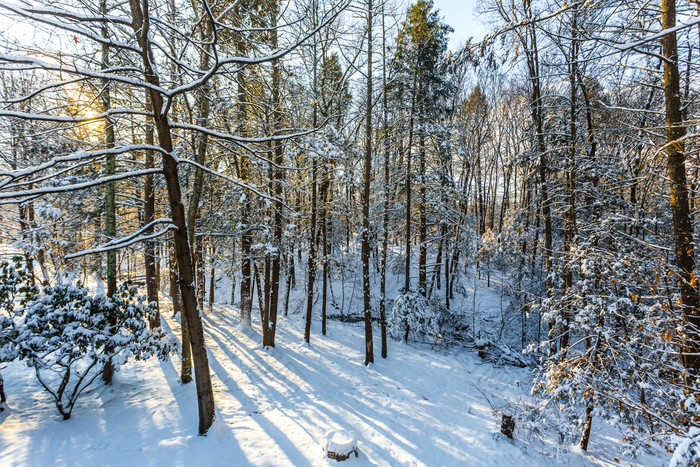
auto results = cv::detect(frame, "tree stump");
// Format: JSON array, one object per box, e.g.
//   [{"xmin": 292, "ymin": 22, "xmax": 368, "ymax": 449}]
[
  {"xmin": 501, "ymin": 413, "xmax": 515, "ymax": 439},
  {"xmin": 0, "ymin": 369, "xmax": 6, "ymax": 412},
  {"xmin": 323, "ymin": 430, "xmax": 358, "ymax": 461}
]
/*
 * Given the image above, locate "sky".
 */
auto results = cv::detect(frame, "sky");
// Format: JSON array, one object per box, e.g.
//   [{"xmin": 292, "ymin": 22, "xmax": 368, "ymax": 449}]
[{"xmin": 432, "ymin": 0, "xmax": 487, "ymax": 51}]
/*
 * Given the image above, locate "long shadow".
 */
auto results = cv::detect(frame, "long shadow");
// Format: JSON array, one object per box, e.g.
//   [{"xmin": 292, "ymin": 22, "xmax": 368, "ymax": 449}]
[
  {"xmin": 16, "ymin": 367, "xmax": 188, "ymax": 466},
  {"xmin": 202, "ymin": 315, "xmax": 305, "ymax": 397},
  {"xmin": 202, "ymin": 317, "xmax": 383, "ymax": 454},
  {"xmin": 206, "ymin": 350, "xmax": 313, "ymax": 467},
  {"xmin": 274, "ymin": 334, "xmax": 490, "ymax": 463},
  {"xmin": 157, "ymin": 311, "xmax": 194, "ymax": 420},
  {"xmin": 202, "ymin": 315, "xmax": 446, "ymax": 462},
  {"xmin": 208, "ymin": 306, "xmax": 526, "ymax": 463}
]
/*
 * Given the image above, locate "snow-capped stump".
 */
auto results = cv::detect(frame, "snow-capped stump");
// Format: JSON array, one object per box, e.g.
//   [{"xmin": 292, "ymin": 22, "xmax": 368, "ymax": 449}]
[{"xmin": 323, "ymin": 430, "xmax": 358, "ymax": 461}]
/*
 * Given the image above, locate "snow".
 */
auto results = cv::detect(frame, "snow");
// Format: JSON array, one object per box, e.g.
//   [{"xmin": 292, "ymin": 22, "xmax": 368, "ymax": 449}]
[
  {"xmin": 0, "ymin": 286, "xmax": 667, "ymax": 466},
  {"xmin": 671, "ymin": 428, "xmax": 700, "ymax": 467},
  {"xmin": 323, "ymin": 430, "xmax": 358, "ymax": 460}
]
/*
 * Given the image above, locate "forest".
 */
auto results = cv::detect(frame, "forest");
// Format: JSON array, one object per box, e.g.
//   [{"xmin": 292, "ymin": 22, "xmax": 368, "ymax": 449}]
[{"xmin": 0, "ymin": 0, "xmax": 699, "ymax": 465}]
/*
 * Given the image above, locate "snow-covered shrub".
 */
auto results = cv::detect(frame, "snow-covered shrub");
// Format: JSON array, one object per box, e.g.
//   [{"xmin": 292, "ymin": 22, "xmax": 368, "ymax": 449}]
[
  {"xmin": 1, "ymin": 281, "xmax": 175, "ymax": 420},
  {"xmin": 671, "ymin": 428, "xmax": 700, "ymax": 467},
  {"xmin": 389, "ymin": 289, "xmax": 441, "ymax": 341},
  {"xmin": 389, "ymin": 289, "xmax": 438, "ymax": 341},
  {"xmin": 532, "ymin": 232, "xmax": 699, "ymax": 455},
  {"xmin": 0, "ymin": 257, "xmax": 38, "ymax": 363},
  {"xmin": 389, "ymin": 289, "xmax": 474, "ymax": 345},
  {"xmin": 0, "ymin": 256, "xmax": 37, "ymax": 312}
]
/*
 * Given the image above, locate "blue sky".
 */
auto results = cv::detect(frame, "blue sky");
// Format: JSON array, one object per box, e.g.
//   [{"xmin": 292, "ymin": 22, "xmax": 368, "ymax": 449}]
[{"xmin": 432, "ymin": 0, "xmax": 487, "ymax": 50}]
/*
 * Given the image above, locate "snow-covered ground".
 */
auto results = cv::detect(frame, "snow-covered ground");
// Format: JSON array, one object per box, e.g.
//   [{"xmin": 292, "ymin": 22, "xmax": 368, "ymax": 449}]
[{"xmin": 0, "ymin": 283, "xmax": 666, "ymax": 466}]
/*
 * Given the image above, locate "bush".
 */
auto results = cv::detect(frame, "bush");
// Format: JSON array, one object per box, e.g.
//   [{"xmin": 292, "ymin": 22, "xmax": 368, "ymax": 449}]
[
  {"xmin": 0, "ymin": 257, "xmax": 38, "ymax": 363},
  {"xmin": 1, "ymin": 278, "xmax": 175, "ymax": 420},
  {"xmin": 388, "ymin": 289, "xmax": 441, "ymax": 342}
]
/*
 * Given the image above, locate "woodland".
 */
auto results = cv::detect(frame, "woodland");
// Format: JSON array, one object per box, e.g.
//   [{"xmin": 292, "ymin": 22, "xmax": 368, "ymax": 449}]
[{"xmin": 0, "ymin": 0, "xmax": 699, "ymax": 464}]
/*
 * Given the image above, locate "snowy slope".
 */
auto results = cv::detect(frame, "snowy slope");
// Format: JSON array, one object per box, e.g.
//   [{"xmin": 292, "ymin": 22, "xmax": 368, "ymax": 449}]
[{"xmin": 0, "ymin": 291, "xmax": 665, "ymax": 466}]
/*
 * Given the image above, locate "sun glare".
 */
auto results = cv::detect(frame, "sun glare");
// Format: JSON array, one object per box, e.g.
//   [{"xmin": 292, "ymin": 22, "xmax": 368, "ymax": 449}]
[{"xmin": 83, "ymin": 108, "xmax": 103, "ymax": 139}]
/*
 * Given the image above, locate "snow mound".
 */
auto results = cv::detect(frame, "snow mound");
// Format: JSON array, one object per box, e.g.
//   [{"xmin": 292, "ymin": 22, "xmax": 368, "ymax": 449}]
[
  {"xmin": 323, "ymin": 429, "xmax": 358, "ymax": 461},
  {"xmin": 670, "ymin": 427, "xmax": 700, "ymax": 467}
]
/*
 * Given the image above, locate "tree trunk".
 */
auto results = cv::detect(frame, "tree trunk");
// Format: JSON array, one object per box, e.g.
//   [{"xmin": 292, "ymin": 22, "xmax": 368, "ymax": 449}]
[
  {"xmin": 0, "ymin": 370, "xmax": 6, "ymax": 408},
  {"xmin": 230, "ymin": 240, "xmax": 236, "ymax": 305},
  {"xmin": 196, "ymin": 237, "xmax": 205, "ymax": 310},
  {"xmin": 321, "ymin": 166, "xmax": 329, "ymax": 336},
  {"xmin": 254, "ymin": 263, "xmax": 265, "ymax": 318},
  {"xmin": 580, "ymin": 405, "xmax": 593, "ymax": 451},
  {"xmin": 129, "ymin": 0, "xmax": 215, "ymax": 434},
  {"xmin": 284, "ymin": 252, "xmax": 293, "ymax": 316},
  {"xmin": 662, "ymin": 0, "xmax": 700, "ymax": 371},
  {"xmin": 144, "ymin": 93, "xmax": 160, "ymax": 329},
  {"xmin": 182, "ymin": 11, "xmax": 212, "ymax": 387},
  {"xmin": 560, "ymin": 13, "xmax": 579, "ymax": 356},
  {"xmin": 361, "ymin": 0, "xmax": 374, "ymax": 366},
  {"xmin": 171, "ymin": 239, "xmax": 192, "ymax": 383},
  {"xmin": 523, "ymin": 9, "xmax": 554, "ymax": 355},
  {"xmin": 305, "ymin": 2, "xmax": 320, "ymax": 345},
  {"xmin": 101, "ymin": 0, "xmax": 117, "ymax": 384},
  {"xmin": 379, "ymin": 4, "xmax": 389, "ymax": 359},
  {"xmin": 238, "ymin": 59, "xmax": 253, "ymax": 330},
  {"xmin": 264, "ymin": 0, "xmax": 283, "ymax": 347},
  {"xmin": 404, "ymin": 75, "xmax": 418, "ymax": 293},
  {"xmin": 305, "ymin": 158, "xmax": 318, "ymax": 344},
  {"xmin": 208, "ymin": 245, "xmax": 216, "ymax": 312},
  {"xmin": 418, "ymin": 82, "xmax": 427, "ymax": 296}
]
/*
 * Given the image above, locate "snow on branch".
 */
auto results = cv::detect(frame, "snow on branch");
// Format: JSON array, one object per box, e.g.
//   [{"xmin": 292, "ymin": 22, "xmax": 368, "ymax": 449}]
[
  {"xmin": 617, "ymin": 17, "xmax": 700, "ymax": 52},
  {"xmin": 480, "ymin": 1, "xmax": 584, "ymax": 46},
  {"xmin": 19, "ymin": 6, "xmax": 132, "ymax": 26},
  {"xmin": 171, "ymin": 119, "xmax": 333, "ymax": 170},
  {"xmin": 0, "ymin": 145, "xmax": 166, "ymax": 188},
  {"xmin": 0, "ymin": 53, "xmax": 167, "ymax": 95},
  {"xmin": 0, "ymin": 168, "xmax": 162, "ymax": 203},
  {"xmin": 64, "ymin": 219, "xmax": 176, "ymax": 259},
  {"xmin": 1, "ymin": 77, "xmax": 89, "ymax": 106},
  {"xmin": 176, "ymin": 156, "xmax": 289, "ymax": 208},
  {"xmin": 0, "ymin": 2, "xmax": 141, "ymax": 54},
  {"xmin": 0, "ymin": 108, "xmax": 150, "ymax": 123},
  {"xmin": 167, "ymin": 0, "xmax": 352, "ymax": 97}
]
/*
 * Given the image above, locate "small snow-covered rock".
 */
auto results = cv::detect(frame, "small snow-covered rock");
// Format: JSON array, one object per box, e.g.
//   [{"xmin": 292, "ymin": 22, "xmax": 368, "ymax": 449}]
[{"xmin": 323, "ymin": 430, "xmax": 358, "ymax": 461}]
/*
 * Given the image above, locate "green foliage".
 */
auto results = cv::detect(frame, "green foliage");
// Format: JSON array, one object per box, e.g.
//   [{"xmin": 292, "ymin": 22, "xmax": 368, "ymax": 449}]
[
  {"xmin": 0, "ymin": 256, "xmax": 38, "ymax": 313},
  {"xmin": 0, "ymin": 257, "xmax": 38, "ymax": 363},
  {"xmin": 394, "ymin": 0, "xmax": 452, "ymax": 75},
  {"xmin": 389, "ymin": 289, "xmax": 440, "ymax": 341},
  {"xmin": 0, "ymin": 273, "xmax": 175, "ymax": 420},
  {"xmin": 390, "ymin": 0, "xmax": 454, "ymax": 114}
]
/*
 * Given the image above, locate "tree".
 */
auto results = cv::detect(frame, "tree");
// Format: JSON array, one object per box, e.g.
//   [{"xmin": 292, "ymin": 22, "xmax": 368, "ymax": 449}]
[
  {"xmin": 661, "ymin": 0, "xmax": 700, "ymax": 372},
  {"xmin": 100, "ymin": 0, "xmax": 118, "ymax": 384},
  {"xmin": 391, "ymin": 0, "xmax": 452, "ymax": 297},
  {"xmin": 361, "ymin": 0, "xmax": 375, "ymax": 365},
  {"xmin": 127, "ymin": 0, "xmax": 216, "ymax": 434}
]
